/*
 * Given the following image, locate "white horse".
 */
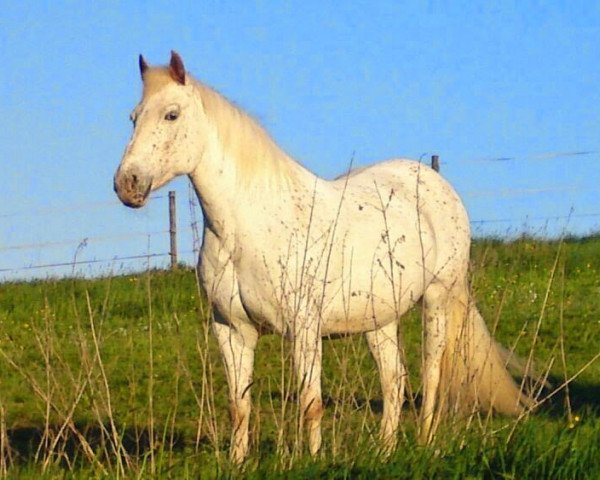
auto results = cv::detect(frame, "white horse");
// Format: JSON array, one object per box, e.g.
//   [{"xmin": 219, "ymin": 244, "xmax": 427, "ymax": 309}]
[{"xmin": 114, "ymin": 51, "xmax": 532, "ymax": 463}]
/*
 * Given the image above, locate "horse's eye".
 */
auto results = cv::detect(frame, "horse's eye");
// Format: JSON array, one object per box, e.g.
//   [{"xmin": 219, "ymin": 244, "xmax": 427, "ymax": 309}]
[
  {"xmin": 165, "ymin": 111, "xmax": 179, "ymax": 121},
  {"xmin": 130, "ymin": 113, "xmax": 137, "ymax": 127}
]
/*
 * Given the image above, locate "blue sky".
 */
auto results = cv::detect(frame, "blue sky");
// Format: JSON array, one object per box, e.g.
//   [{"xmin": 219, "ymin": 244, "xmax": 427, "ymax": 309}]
[{"xmin": 1, "ymin": 1, "xmax": 599, "ymax": 280}]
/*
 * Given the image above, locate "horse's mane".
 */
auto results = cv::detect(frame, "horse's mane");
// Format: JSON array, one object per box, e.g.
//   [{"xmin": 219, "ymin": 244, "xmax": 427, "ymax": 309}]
[{"xmin": 142, "ymin": 67, "xmax": 298, "ymax": 187}]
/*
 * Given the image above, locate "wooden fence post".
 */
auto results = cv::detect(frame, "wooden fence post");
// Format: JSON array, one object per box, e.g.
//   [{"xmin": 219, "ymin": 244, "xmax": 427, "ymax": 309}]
[
  {"xmin": 168, "ymin": 191, "xmax": 178, "ymax": 269},
  {"xmin": 431, "ymin": 154, "xmax": 440, "ymax": 172}
]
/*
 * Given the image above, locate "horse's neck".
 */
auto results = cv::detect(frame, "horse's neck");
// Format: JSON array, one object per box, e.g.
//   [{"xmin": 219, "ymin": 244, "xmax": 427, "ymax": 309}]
[{"xmin": 188, "ymin": 100, "xmax": 316, "ymax": 243}]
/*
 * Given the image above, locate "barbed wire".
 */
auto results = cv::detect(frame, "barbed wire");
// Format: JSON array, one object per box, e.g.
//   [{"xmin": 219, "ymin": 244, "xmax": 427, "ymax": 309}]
[
  {"xmin": 0, "ymin": 230, "xmax": 169, "ymax": 252},
  {"xmin": 0, "ymin": 252, "xmax": 171, "ymax": 274},
  {"xmin": 465, "ymin": 186, "xmax": 594, "ymax": 198},
  {"xmin": 0, "ymin": 248, "xmax": 205, "ymax": 275},
  {"xmin": 459, "ymin": 149, "xmax": 598, "ymax": 164},
  {"xmin": 2, "ymin": 147, "xmax": 599, "ymax": 277},
  {"xmin": 2, "ymin": 209, "xmax": 599, "ymax": 275},
  {"xmin": 470, "ymin": 212, "xmax": 600, "ymax": 225},
  {"xmin": 0, "ymin": 184, "xmax": 596, "ymax": 221},
  {"xmin": 0, "ymin": 194, "xmax": 166, "ymax": 219},
  {"xmin": 1, "ymin": 149, "xmax": 598, "ymax": 221},
  {"xmin": 4, "ymin": 210, "xmax": 598, "ymax": 256}
]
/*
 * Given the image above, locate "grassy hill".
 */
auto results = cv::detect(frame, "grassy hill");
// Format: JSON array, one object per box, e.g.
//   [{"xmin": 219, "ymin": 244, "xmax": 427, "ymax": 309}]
[{"xmin": 0, "ymin": 237, "xmax": 598, "ymax": 478}]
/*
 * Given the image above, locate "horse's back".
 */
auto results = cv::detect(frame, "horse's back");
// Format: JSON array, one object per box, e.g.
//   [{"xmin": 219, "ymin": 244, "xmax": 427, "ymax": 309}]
[
  {"xmin": 336, "ymin": 158, "xmax": 469, "ymax": 236},
  {"xmin": 335, "ymin": 158, "xmax": 453, "ymax": 195},
  {"xmin": 335, "ymin": 157, "xmax": 471, "ymax": 282}
]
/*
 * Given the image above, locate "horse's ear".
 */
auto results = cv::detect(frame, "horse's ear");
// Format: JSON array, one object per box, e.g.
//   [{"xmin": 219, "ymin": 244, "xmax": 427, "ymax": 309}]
[
  {"xmin": 139, "ymin": 54, "xmax": 149, "ymax": 79},
  {"xmin": 169, "ymin": 50, "xmax": 186, "ymax": 85}
]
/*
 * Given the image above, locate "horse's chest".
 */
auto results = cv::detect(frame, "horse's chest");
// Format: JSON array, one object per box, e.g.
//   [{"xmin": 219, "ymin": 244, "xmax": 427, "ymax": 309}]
[
  {"xmin": 233, "ymin": 226, "xmax": 330, "ymax": 331},
  {"xmin": 236, "ymin": 266, "xmax": 286, "ymax": 333}
]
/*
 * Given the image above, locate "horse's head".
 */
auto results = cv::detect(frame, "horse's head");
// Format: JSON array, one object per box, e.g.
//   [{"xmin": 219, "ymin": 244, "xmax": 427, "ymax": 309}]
[{"xmin": 114, "ymin": 51, "xmax": 204, "ymax": 208}]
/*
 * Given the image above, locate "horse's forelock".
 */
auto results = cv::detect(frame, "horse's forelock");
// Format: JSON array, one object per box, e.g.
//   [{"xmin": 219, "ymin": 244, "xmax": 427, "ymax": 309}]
[{"xmin": 142, "ymin": 67, "xmax": 176, "ymax": 97}]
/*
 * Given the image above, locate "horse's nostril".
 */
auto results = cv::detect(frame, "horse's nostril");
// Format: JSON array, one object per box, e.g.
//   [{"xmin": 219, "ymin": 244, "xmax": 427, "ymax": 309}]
[{"xmin": 131, "ymin": 174, "xmax": 138, "ymax": 186}]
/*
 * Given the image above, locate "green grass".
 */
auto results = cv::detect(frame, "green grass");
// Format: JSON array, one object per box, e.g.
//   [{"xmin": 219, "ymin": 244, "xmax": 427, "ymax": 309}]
[{"xmin": 0, "ymin": 237, "xmax": 598, "ymax": 478}]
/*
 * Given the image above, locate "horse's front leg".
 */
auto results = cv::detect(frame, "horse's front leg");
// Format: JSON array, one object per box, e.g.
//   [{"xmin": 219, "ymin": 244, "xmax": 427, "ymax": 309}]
[
  {"xmin": 292, "ymin": 317, "xmax": 323, "ymax": 456},
  {"xmin": 365, "ymin": 321, "xmax": 406, "ymax": 453},
  {"xmin": 212, "ymin": 318, "xmax": 258, "ymax": 464}
]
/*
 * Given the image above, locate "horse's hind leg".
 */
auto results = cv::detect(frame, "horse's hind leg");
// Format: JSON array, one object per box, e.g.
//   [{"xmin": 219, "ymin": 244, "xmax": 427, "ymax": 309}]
[
  {"xmin": 212, "ymin": 319, "xmax": 258, "ymax": 464},
  {"xmin": 419, "ymin": 281, "xmax": 452, "ymax": 444},
  {"xmin": 420, "ymin": 279, "xmax": 467, "ymax": 444},
  {"xmin": 365, "ymin": 321, "xmax": 406, "ymax": 452}
]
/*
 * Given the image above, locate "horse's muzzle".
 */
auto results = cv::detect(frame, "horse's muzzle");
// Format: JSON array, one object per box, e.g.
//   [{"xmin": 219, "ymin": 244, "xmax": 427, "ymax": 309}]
[{"xmin": 113, "ymin": 168, "xmax": 153, "ymax": 208}]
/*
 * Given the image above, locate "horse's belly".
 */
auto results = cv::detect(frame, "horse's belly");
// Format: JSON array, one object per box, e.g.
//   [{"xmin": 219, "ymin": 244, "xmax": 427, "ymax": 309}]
[
  {"xmin": 319, "ymin": 270, "xmax": 425, "ymax": 335},
  {"xmin": 235, "ymin": 257, "xmax": 424, "ymax": 337}
]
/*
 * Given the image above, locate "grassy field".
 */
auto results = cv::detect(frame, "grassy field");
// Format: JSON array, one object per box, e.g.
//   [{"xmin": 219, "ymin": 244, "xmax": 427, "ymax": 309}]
[{"xmin": 0, "ymin": 236, "xmax": 598, "ymax": 478}]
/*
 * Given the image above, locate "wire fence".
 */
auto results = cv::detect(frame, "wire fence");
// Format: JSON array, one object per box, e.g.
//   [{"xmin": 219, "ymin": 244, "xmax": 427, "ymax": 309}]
[
  {"xmin": 1, "ymin": 253, "xmax": 171, "ymax": 273},
  {"xmin": 1, "ymin": 150, "xmax": 599, "ymax": 280}
]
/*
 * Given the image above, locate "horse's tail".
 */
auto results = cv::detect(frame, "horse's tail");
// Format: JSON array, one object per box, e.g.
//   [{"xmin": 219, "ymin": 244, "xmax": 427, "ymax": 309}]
[{"xmin": 440, "ymin": 293, "xmax": 534, "ymax": 416}]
